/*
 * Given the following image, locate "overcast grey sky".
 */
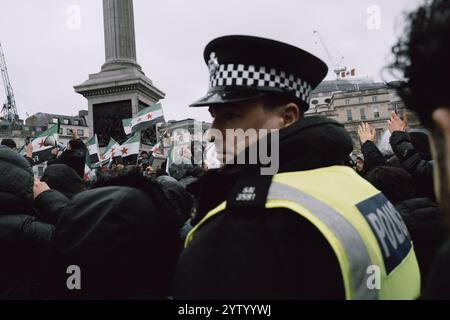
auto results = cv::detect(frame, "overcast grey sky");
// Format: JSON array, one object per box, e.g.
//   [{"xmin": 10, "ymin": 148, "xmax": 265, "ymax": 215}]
[{"xmin": 0, "ymin": 0, "xmax": 422, "ymax": 123}]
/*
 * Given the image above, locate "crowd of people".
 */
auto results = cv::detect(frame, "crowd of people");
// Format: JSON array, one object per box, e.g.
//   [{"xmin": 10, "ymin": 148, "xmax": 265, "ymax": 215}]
[
  {"xmin": 1, "ymin": 0, "xmax": 450, "ymax": 300},
  {"xmin": 353, "ymin": 113, "xmax": 442, "ymax": 286}
]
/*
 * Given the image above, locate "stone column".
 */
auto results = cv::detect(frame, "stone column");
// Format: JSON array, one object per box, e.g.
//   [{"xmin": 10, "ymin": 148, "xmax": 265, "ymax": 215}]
[
  {"xmin": 101, "ymin": 0, "xmax": 141, "ymax": 71},
  {"xmin": 74, "ymin": 0, "xmax": 165, "ymax": 147}
]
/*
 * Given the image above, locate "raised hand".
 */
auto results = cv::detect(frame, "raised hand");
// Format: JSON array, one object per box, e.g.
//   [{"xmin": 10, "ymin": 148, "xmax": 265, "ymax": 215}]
[
  {"xmin": 357, "ymin": 122, "xmax": 376, "ymax": 144},
  {"xmin": 388, "ymin": 112, "xmax": 407, "ymax": 133}
]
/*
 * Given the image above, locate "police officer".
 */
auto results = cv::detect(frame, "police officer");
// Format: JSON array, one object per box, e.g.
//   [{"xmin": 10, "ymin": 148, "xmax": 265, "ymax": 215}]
[{"xmin": 174, "ymin": 35, "xmax": 420, "ymax": 299}]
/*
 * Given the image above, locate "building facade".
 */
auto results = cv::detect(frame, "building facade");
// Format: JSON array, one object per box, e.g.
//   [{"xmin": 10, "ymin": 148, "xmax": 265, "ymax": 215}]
[
  {"xmin": 0, "ymin": 110, "xmax": 89, "ymax": 177},
  {"xmin": 25, "ymin": 110, "xmax": 90, "ymax": 146}
]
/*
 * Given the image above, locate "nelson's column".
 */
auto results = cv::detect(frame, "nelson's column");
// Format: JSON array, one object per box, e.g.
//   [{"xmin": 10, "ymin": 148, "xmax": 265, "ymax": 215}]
[{"xmin": 74, "ymin": 0, "xmax": 165, "ymax": 146}]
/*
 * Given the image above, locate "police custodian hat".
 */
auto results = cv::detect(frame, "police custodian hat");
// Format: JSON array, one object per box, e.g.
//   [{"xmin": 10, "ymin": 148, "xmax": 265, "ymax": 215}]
[{"xmin": 190, "ymin": 35, "xmax": 328, "ymax": 111}]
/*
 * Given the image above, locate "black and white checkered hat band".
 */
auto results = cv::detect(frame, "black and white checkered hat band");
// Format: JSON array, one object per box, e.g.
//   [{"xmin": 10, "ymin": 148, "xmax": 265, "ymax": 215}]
[{"xmin": 209, "ymin": 64, "xmax": 312, "ymax": 104}]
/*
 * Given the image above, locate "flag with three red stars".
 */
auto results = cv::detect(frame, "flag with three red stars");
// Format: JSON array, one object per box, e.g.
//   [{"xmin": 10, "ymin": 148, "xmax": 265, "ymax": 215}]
[
  {"xmin": 121, "ymin": 103, "xmax": 165, "ymax": 135},
  {"xmin": 120, "ymin": 131, "xmax": 141, "ymax": 165},
  {"xmin": 20, "ymin": 124, "xmax": 60, "ymax": 164}
]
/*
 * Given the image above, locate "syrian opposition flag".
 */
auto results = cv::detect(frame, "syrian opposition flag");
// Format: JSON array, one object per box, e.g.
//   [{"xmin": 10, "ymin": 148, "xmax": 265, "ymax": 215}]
[
  {"xmin": 122, "ymin": 118, "xmax": 132, "ymax": 135},
  {"xmin": 99, "ymin": 137, "xmax": 121, "ymax": 166},
  {"xmin": 122, "ymin": 103, "xmax": 165, "ymax": 134},
  {"xmin": 86, "ymin": 135, "xmax": 100, "ymax": 165},
  {"xmin": 120, "ymin": 131, "xmax": 141, "ymax": 165},
  {"xmin": 84, "ymin": 149, "xmax": 96, "ymax": 181},
  {"xmin": 28, "ymin": 124, "xmax": 60, "ymax": 164}
]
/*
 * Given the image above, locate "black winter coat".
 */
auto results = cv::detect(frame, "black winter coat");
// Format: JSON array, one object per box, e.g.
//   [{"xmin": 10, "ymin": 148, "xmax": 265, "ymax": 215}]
[
  {"xmin": 390, "ymin": 131, "xmax": 434, "ymax": 200},
  {"xmin": 0, "ymin": 146, "xmax": 54, "ymax": 299},
  {"xmin": 37, "ymin": 171, "xmax": 181, "ymax": 299},
  {"xmin": 361, "ymin": 140, "xmax": 386, "ymax": 173},
  {"xmin": 47, "ymin": 139, "xmax": 87, "ymax": 179},
  {"xmin": 395, "ymin": 198, "xmax": 444, "ymax": 286},
  {"xmin": 423, "ymin": 237, "xmax": 450, "ymax": 299}
]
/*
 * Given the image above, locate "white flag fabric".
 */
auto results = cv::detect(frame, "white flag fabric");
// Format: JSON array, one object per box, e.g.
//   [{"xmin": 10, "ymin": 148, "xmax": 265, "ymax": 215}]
[
  {"xmin": 122, "ymin": 103, "xmax": 165, "ymax": 134},
  {"xmin": 99, "ymin": 138, "xmax": 121, "ymax": 165},
  {"xmin": 119, "ymin": 132, "xmax": 141, "ymax": 158}
]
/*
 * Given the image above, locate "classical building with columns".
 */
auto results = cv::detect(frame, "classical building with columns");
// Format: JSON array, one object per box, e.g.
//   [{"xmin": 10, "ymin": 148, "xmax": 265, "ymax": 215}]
[
  {"xmin": 74, "ymin": 0, "xmax": 165, "ymax": 147},
  {"xmin": 305, "ymin": 79, "xmax": 422, "ymax": 150}
]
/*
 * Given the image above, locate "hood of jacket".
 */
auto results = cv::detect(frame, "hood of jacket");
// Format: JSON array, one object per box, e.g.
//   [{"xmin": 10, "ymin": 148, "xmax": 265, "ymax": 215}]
[
  {"xmin": 47, "ymin": 148, "xmax": 87, "ymax": 179},
  {"xmin": 41, "ymin": 164, "xmax": 85, "ymax": 199},
  {"xmin": 157, "ymin": 175, "xmax": 194, "ymax": 226},
  {"xmin": 0, "ymin": 146, "xmax": 34, "ymax": 215}
]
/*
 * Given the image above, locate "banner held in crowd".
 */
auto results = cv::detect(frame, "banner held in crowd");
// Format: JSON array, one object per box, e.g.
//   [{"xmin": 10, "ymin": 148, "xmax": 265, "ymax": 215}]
[
  {"xmin": 99, "ymin": 137, "xmax": 121, "ymax": 166},
  {"xmin": 84, "ymin": 149, "xmax": 96, "ymax": 181},
  {"xmin": 86, "ymin": 134, "xmax": 100, "ymax": 165},
  {"xmin": 19, "ymin": 124, "xmax": 60, "ymax": 164},
  {"xmin": 120, "ymin": 131, "xmax": 141, "ymax": 165}
]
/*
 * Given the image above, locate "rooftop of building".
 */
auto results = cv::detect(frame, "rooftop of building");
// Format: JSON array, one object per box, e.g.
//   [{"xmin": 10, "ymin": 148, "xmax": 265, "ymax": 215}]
[
  {"xmin": 26, "ymin": 110, "xmax": 88, "ymax": 127},
  {"xmin": 312, "ymin": 78, "xmax": 387, "ymax": 94}
]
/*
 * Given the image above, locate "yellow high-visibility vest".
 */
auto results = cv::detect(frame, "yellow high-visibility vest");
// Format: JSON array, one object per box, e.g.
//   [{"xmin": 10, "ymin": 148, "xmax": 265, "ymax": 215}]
[{"xmin": 185, "ymin": 165, "xmax": 421, "ymax": 300}]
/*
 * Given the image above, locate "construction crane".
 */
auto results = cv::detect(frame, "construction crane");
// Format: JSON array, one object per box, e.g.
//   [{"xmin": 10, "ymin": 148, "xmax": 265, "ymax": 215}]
[
  {"xmin": 313, "ymin": 30, "xmax": 347, "ymax": 79},
  {"xmin": 0, "ymin": 42, "xmax": 18, "ymax": 124}
]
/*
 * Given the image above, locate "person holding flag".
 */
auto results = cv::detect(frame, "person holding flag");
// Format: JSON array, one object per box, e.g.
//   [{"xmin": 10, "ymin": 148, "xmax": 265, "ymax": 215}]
[
  {"xmin": 4, "ymin": 138, "xmax": 34, "ymax": 167},
  {"xmin": 18, "ymin": 124, "xmax": 60, "ymax": 165}
]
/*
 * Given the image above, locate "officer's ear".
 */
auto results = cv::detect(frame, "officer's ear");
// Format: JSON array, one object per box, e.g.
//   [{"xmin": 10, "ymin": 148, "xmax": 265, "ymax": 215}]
[{"xmin": 280, "ymin": 103, "xmax": 300, "ymax": 128}]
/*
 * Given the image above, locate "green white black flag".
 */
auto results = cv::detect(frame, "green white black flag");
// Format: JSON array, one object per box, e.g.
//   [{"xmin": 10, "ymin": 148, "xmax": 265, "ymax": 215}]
[
  {"xmin": 99, "ymin": 137, "xmax": 120, "ymax": 166},
  {"xmin": 122, "ymin": 103, "xmax": 164, "ymax": 134},
  {"xmin": 119, "ymin": 131, "xmax": 141, "ymax": 158},
  {"xmin": 85, "ymin": 135, "xmax": 100, "ymax": 164},
  {"xmin": 25, "ymin": 124, "xmax": 60, "ymax": 164}
]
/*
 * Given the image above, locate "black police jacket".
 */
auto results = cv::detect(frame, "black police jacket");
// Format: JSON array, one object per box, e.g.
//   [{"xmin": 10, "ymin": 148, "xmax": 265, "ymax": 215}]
[{"xmin": 174, "ymin": 116, "xmax": 354, "ymax": 299}]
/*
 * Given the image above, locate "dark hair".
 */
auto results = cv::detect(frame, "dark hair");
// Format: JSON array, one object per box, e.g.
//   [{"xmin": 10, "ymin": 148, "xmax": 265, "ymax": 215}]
[
  {"xmin": 141, "ymin": 151, "xmax": 148, "ymax": 155},
  {"xmin": 260, "ymin": 92, "xmax": 305, "ymax": 117},
  {"xmin": 155, "ymin": 168, "xmax": 168, "ymax": 177},
  {"xmin": 160, "ymin": 160, "xmax": 167, "ymax": 171},
  {"xmin": 389, "ymin": 0, "xmax": 450, "ymax": 128},
  {"xmin": 90, "ymin": 165, "xmax": 182, "ymax": 226},
  {"xmin": 186, "ymin": 165, "xmax": 207, "ymax": 178},
  {"xmin": 409, "ymin": 131, "xmax": 432, "ymax": 161},
  {"xmin": 365, "ymin": 166, "xmax": 415, "ymax": 204},
  {"xmin": 1, "ymin": 139, "xmax": 17, "ymax": 149}
]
